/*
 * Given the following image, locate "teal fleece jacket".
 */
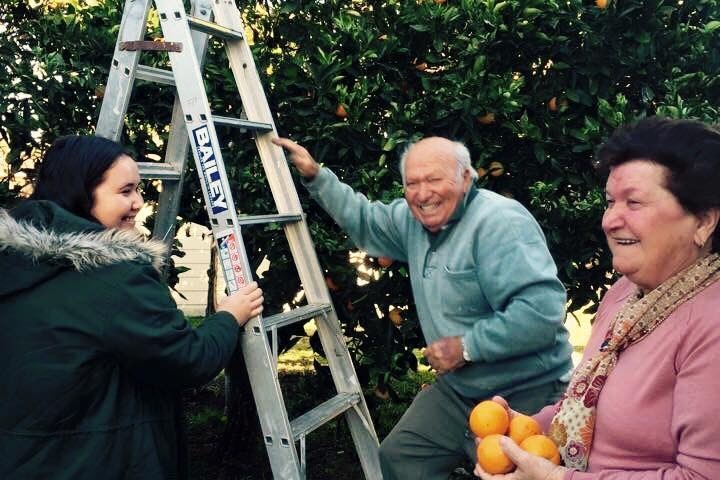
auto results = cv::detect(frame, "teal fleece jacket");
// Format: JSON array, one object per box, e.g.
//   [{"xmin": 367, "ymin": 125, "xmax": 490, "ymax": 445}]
[
  {"xmin": 0, "ymin": 201, "xmax": 239, "ymax": 479},
  {"xmin": 305, "ymin": 168, "xmax": 573, "ymax": 399}
]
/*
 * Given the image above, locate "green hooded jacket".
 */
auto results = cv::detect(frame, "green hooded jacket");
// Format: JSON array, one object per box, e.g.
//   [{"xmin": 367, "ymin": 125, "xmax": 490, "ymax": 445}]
[{"xmin": 0, "ymin": 201, "xmax": 239, "ymax": 479}]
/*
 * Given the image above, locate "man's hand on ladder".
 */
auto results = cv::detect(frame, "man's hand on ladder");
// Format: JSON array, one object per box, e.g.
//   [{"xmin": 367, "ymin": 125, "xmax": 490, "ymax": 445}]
[
  {"xmin": 217, "ymin": 281, "xmax": 264, "ymax": 326},
  {"xmin": 272, "ymin": 137, "xmax": 320, "ymax": 179}
]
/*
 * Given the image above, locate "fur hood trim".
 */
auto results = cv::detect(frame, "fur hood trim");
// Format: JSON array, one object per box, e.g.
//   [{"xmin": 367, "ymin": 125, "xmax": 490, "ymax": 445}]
[{"xmin": 0, "ymin": 209, "xmax": 166, "ymax": 272}]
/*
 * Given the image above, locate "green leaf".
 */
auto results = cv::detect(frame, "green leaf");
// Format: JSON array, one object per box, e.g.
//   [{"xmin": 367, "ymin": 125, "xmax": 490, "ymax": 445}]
[
  {"xmin": 493, "ymin": 1, "xmax": 508, "ymax": 13},
  {"xmin": 705, "ymin": 20, "xmax": 720, "ymax": 32},
  {"xmin": 410, "ymin": 24, "xmax": 431, "ymax": 32},
  {"xmin": 382, "ymin": 137, "xmax": 398, "ymax": 152}
]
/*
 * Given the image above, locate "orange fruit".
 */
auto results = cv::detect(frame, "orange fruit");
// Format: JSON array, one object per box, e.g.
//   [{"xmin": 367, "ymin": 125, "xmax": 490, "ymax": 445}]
[
  {"xmin": 548, "ymin": 96, "xmax": 558, "ymax": 111},
  {"xmin": 378, "ymin": 256, "xmax": 394, "ymax": 268},
  {"xmin": 388, "ymin": 308, "xmax": 403, "ymax": 327},
  {"xmin": 476, "ymin": 167, "xmax": 488, "ymax": 178},
  {"xmin": 335, "ymin": 103, "xmax": 348, "ymax": 118},
  {"xmin": 596, "ymin": 0, "xmax": 608, "ymax": 8},
  {"xmin": 415, "ymin": 62, "xmax": 428, "ymax": 71},
  {"xmin": 374, "ymin": 385, "xmax": 390, "ymax": 401},
  {"xmin": 325, "ymin": 276, "xmax": 339, "ymax": 292},
  {"xmin": 520, "ymin": 434, "xmax": 561, "ymax": 465},
  {"xmin": 488, "ymin": 161, "xmax": 504, "ymax": 177},
  {"xmin": 469, "ymin": 400, "xmax": 509, "ymax": 437},
  {"xmin": 477, "ymin": 112, "xmax": 496, "ymax": 125},
  {"xmin": 508, "ymin": 414, "xmax": 542, "ymax": 445},
  {"xmin": 476, "ymin": 434, "xmax": 515, "ymax": 474}
]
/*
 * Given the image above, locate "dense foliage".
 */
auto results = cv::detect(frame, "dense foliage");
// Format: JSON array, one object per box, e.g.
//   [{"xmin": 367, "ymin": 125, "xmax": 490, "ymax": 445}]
[{"xmin": 2, "ymin": 0, "xmax": 720, "ymax": 422}]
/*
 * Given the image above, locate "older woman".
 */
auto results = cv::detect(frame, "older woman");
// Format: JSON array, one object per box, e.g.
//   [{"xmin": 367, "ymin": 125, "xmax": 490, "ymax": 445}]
[{"xmin": 474, "ymin": 116, "xmax": 720, "ymax": 479}]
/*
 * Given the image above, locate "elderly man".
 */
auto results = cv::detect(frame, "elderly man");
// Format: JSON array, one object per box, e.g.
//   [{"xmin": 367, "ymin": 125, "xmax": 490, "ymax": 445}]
[{"xmin": 273, "ymin": 136, "xmax": 573, "ymax": 480}]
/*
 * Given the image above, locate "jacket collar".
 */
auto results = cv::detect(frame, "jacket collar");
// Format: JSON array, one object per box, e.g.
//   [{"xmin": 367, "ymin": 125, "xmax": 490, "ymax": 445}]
[
  {"xmin": 431, "ymin": 184, "xmax": 479, "ymax": 233},
  {"xmin": 0, "ymin": 201, "xmax": 167, "ymax": 274}
]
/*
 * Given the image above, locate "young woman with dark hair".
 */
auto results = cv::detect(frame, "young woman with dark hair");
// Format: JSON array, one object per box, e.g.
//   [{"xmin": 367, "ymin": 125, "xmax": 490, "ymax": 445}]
[{"xmin": 0, "ymin": 135, "xmax": 263, "ymax": 479}]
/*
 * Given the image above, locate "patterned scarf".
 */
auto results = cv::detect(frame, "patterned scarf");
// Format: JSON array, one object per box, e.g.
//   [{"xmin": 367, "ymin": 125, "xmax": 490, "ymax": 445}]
[{"xmin": 548, "ymin": 253, "xmax": 720, "ymax": 471}]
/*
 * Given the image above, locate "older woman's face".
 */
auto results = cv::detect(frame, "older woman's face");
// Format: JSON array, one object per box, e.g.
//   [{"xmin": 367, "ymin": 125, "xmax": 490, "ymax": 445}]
[{"xmin": 602, "ymin": 159, "xmax": 705, "ymax": 293}]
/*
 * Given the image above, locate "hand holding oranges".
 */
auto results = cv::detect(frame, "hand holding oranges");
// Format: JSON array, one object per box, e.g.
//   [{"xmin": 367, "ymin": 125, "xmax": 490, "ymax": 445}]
[{"xmin": 470, "ymin": 398, "xmax": 562, "ymax": 477}]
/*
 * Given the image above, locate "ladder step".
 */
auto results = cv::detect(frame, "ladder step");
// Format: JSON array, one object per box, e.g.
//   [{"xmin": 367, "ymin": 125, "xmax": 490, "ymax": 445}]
[
  {"xmin": 136, "ymin": 64, "xmax": 175, "ymax": 86},
  {"xmin": 187, "ymin": 16, "xmax": 244, "ymax": 40},
  {"xmin": 213, "ymin": 115, "xmax": 274, "ymax": 132},
  {"xmin": 129, "ymin": 72, "xmax": 272, "ymax": 134},
  {"xmin": 138, "ymin": 162, "xmax": 182, "ymax": 180},
  {"xmin": 120, "ymin": 40, "xmax": 183, "ymax": 52},
  {"xmin": 262, "ymin": 303, "xmax": 333, "ymax": 331},
  {"xmin": 291, "ymin": 392, "xmax": 360, "ymax": 440},
  {"xmin": 237, "ymin": 213, "xmax": 302, "ymax": 226}
]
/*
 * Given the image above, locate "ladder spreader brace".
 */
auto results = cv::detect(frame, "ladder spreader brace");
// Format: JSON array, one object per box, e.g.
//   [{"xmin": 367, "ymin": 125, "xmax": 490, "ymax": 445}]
[{"xmin": 95, "ymin": 0, "xmax": 382, "ymax": 478}]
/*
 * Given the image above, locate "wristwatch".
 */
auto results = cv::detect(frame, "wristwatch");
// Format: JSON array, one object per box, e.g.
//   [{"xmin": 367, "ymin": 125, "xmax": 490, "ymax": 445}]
[{"xmin": 461, "ymin": 337, "xmax": 471, "ymax": 363}]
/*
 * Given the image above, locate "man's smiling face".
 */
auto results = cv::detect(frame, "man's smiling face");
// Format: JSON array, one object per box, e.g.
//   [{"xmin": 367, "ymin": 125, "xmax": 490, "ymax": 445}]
[{"xmin": 403, "ymin": 137, "xmax": 471, "ymax": 232}]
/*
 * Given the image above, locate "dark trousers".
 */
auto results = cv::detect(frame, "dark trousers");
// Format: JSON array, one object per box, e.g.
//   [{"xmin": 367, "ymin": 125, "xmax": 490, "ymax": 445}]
[{"xmin": 378, "ymin": 377, "xmax": 567, "ymax": 480}]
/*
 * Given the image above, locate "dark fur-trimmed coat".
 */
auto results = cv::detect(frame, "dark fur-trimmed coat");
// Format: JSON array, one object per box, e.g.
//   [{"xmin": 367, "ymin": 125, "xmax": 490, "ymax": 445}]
[{"xmin": 0, "ymin": 201, "xmax": 239, "ymax": 480}]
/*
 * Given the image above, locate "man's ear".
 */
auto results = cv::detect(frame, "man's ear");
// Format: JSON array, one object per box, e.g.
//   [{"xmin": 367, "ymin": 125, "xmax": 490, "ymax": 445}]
[{"xmin": 462, "ymin": 168, "xmax": 473, "ymax": 191}]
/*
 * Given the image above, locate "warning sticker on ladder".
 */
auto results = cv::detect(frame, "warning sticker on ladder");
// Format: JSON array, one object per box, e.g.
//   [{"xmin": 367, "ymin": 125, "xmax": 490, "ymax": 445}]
[
  {"xmin": 216, "ymin": 230, "xmax": 247, "ymax": 292},
  {"xmin": 192, "ymin": 125, "xmax": 229, "ymax": 215}
]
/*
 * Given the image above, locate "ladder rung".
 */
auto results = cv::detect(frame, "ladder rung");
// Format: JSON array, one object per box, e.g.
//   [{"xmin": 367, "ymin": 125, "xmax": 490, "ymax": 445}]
[
  {"xmin": 138, "ymin": 162, "xmax": 182, "ymax": 180},
  {"xmin": 263, "ymin": 303, "xmax": 333, "ymax": 330},
  {"xmin": 136, "ymin": 65, "xmax": 175, "ymax": 86},
  {"xmin": 291, "ymin": 393, "xmax": 360, "ymax": 440},
  {"xmin": 120, "ymin": 40, "xmax": 183, "ymax": 52},
  {"xmin": 213, "ymin": 115, "xmax": 273, "ymax": 132},
  {"xmin": 187, "ymin": 16, "xmax": 244, "ymax": 40},
  {"xmin": 237, "ymin": 214, "xmax": 302, "ymax": 226}
]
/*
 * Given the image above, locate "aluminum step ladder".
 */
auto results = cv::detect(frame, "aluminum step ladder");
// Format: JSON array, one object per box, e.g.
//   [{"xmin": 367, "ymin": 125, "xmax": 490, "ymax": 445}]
[{"xmin": 95, "ymin": 0, "xmax": 381, "ymax": 478}]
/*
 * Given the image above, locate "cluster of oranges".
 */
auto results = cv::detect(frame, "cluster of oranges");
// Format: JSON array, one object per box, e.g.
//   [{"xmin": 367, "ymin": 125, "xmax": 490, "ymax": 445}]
[{"xmin": 469, "ymin": 400, "xmax": 560, "ymax": 474}]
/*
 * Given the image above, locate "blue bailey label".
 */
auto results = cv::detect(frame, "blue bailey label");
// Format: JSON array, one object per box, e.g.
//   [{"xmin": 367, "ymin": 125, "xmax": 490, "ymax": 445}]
[{"xmin": 192, "ymin": 125, "xmax": 228, "ymax": 214}]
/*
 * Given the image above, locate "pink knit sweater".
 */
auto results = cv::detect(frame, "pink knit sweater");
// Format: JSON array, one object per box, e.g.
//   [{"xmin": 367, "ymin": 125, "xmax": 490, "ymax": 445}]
[{"xmin": 535, "ymin": 276, "xmax": 720, "ymax": 479}]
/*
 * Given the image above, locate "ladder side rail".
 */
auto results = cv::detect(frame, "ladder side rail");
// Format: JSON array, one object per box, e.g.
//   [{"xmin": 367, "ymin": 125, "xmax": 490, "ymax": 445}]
[
  {"xmin": 212, "ymin": 3, "xmax": 382, "ymax": 477},
  {"xmin": 211, "ymin": 1, "xmax": 303, "ymax": 216},
  {"xmin": 97, "ymin": 0, "xmax": 153, "ymax": 140},
  {"xmin": 285, "ymin": 222, "xmax": 383, "ymax": 477},
  {"xmin": 209, "ymin": 0, "xmax": 369, "ymax": 360},
  {"xmin": 152, "ymin": 0, "xmax": 214, "ymax": 243},
  {"xmin": 154, "ymin": 2, "xmax": 303, "ymax": 478},
  {"xmin": 211, "ymin": 0, "xmax": 379, "ymax": 409},
  {"xmin": 152, "ymin": 97, "xmax": 187, "ymax": 243}
]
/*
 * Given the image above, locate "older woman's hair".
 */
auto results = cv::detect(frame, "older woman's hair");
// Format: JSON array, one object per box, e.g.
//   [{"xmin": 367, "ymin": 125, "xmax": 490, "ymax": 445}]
[
  {"xmin": 399, "ymin": 138, "xmax": 479, "ymax": 185},
  {"xmin": 596, "ymin": 116, "xmax": 720, "ymax": 252},
  {"xmin": 31, "ymin": 135, "xmax": 129, "ymax": 222}
]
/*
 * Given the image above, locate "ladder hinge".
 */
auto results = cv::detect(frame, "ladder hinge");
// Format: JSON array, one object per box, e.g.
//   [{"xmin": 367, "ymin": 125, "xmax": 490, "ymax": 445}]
[{"xmin": 120, "ymin": 40, "xmax": 183, "ymax": 52}]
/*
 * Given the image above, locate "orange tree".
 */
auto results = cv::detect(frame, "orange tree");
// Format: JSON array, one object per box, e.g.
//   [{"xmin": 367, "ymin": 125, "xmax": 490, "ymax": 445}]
[
  {"xmin": 239, "ymin": 0, "xmax": 720, "ymax": 398},
  {"xmin": 2, "ymin": 0, "xmax": 720, "ymax": 413}
]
